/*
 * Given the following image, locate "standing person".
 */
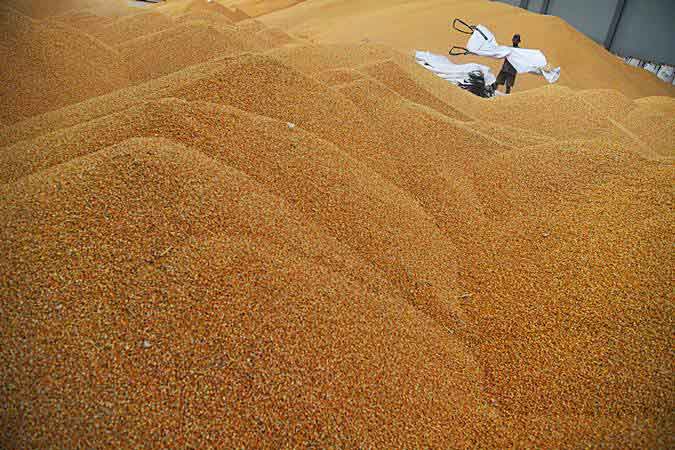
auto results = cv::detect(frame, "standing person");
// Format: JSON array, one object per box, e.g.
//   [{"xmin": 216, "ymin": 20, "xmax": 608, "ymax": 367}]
[{"xmin": 493, "ymin": 34, "xmax": 521, "ymax": 94}]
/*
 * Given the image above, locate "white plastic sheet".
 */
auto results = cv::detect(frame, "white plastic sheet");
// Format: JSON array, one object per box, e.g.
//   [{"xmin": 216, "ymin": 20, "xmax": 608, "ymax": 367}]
[
  {"xmin": 414, "ymin": 50, "xmax": 496, "ymax": 86},
  {"xmin": 466, "ymin": 25, "xmax": 560, "ymax": 83}
]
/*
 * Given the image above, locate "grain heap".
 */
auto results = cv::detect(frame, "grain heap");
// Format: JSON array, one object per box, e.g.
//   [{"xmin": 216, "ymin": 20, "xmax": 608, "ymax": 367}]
[
  {"xmin": 90, "ymin": 11, "xmax": 176, "ymax": 46},
  {"xmin": 2, "ymin": 0, "xmax": 129, "ymax": 19},
  {"xmin": 1, "ymin": 0, "xmax": 673, "ymax": 448},
  {"xmin": 222, "ymin": 0, "xmax": 305, "ymax": 18},
  {"xmin": 49, "ymin": 11, "xmax": 116, "ymax": 36},
  {"xmin": 118, "ymin": 22, "xmax": 252, "ymax": 83},
  {"xmin": 0, "ymin": 5, "xmax": 130, "ymax": 124}
]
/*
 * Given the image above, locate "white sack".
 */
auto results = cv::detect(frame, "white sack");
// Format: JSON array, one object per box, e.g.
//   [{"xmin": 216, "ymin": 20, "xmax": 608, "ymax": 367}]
[
  {"xmin": 466, "ymin": 25, "xmax": 560, "ymax": 83},
  {"xmin": 656, "ymin": 65, "xmax": 674, "ymax": 83},
  {"xmin": 644, "ymin": 62, "xmax": 660, "ymax": 74},
  {"xmin": 415, "ymin": 50, "xmax": 496, "ymax": 85}
]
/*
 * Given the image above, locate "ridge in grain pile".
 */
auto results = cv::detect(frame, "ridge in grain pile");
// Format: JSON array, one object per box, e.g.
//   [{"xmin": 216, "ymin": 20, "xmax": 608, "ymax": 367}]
[{"xmin": 1, "ymin": 0, "xmax": 673, "ymax": 448}]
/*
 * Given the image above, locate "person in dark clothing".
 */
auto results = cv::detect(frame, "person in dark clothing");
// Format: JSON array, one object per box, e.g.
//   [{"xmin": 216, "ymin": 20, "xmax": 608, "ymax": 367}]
[{"xmin": 493, "ymin": 34, "xmax": 521, "ymax": 94}]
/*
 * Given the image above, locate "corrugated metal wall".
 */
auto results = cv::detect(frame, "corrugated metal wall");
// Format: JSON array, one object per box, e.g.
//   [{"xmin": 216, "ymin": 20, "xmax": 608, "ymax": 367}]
[
  {"xmin": 546, "ymin": 0, "xmax": 618, "ymax": 44},
  {"xmin": 610, "ymin": 0, "xmax": 675, "ymax": 65},
  {"xmin": 527, "ymin": 0, "xmax": 546, "ymax": 13},
  {"xmin": 493, "ymin": 0, "xmax": 675, "ymax": 65}
]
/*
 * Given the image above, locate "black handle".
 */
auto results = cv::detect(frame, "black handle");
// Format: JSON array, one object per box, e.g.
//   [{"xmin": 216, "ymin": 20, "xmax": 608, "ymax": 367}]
[
  {"xmin": 451, "ymin": 18, "xmax": 488, "ymax": 40},
  {"xmin": 449, "ymin": 46, "xmax": 471, "ymax": 56},
  {"xmin": 452, "ymin": 18, "xmax": 474, "ymax": 34}
]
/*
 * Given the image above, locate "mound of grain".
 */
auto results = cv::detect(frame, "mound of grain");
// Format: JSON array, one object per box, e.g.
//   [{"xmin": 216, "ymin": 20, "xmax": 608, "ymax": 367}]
[
  {"xmin": 2, "ymin": 82, "xmax": 503, "ymax": 246},
  {"xmin": 2, "ymin": 0, "xmax": 128, "ymax": 19},
  {"xmin": 229, "ymin": 7, "xmax": 250, "ymax": 22},
  {"xmin": 224, "ymin": 0, "xmax": 305, "ymax": 18},
  {"xmin": 1, "ymin": 136, "xmax": 490, "ymax": 447},
  {"xmin": 119, "ymin": 21, "xmax": 250, "ymax": 83},
  {"xmin": 266, "ymin": 43, "xmax": 394, "ymax": 75},
  {"xmin": 315, "ymin": 68, "xmax": 364, "ymax": 86},
  {"xmin": 235, "ymin": 17, "xmax": 266, "ymax": 32},
  {"xmin": 165, "ymin": 54, "xmax": 503, "ymax": 238},
  {"xmin": 185, "ymin": 0, "xmax": 236, "ymax": 15},
  {"xmin": 166, "ymin": 54, "xmax": 377, "ymax": 151},
  {"xmin": 389, "ymin": 49, "xmax": 487, "ymax": 120},
  {"xmin": 217, "ymin": 18, "xmax": 292, "ymax": 50},
  {"xmin": 254, "ymin": 26, "xmax": 296, "ymax": 47},
  {"xmin": 618, "ymin": 105, "xmax": 675, "ymax": 158},
  {"xmin": 92, "ymin": 11, "xmax": 174, "ymax": 46},
  {"xmin": 452, "ymin": 157, "xmax": 672, "ymax": 447},
  {"xmin": 332, "ymin": 77, "xmax": 507, "ymax": 238},
  {"xmin": 267, "ymin": 43, "xmax": 482, "ymax": 120},
  {"xmin": 50, "ymin": 10, "xmax": 115, "ymax": 35},
  {"xmin": 0, "ymin": 54, "xmax": 245, "ymax": 147},
  {"xmin": 462, "ymin": 120, "xmax": 555, "ymax": 148},
  {"xmin": 576, "ymin": 88, "xmax": 637, "ymax": 121},
  {"xmin": 634, "ymin": 96, "xmax": 675, "ymax": 114},
  {"xmin": 0, "ymin": 8, "xmax": 129, "ymax": 125},
  {"xmin": 1, "ymin": 0, "xmax": 674, "ymax": 447},
  {"xmin": 2, "ymin": 97, "xmax": 467, "ymax": 325},
  {"xmin": 165, "ymin": 0, "xmax": 250, "ymax": 23},
  {"xmin": 0, "ymin": 3, "xmax": 35, "ymax": 39},
  {"xmin": 359, "ymin": 59, "xmax": 468, "ymax": 120},
  {"xmin": 470, "ymin": 138, "xmax": 648, "ymax": 218},
  {"xmin": 172, "ymin": 9, "xmax": 235, "ymax": 26},
  {"xmin": 480, "ymin": 85, "xmax": 614, "ymax": 140}
]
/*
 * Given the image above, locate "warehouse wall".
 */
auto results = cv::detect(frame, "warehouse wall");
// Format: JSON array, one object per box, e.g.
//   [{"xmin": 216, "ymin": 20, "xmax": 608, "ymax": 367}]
[
  {"xmin": 526, "ymin": 0, "xmax": 545, "ymax": 13},
  {"xmin": 547, "ymin": 0, "xmax": 618, "ymax": 44},
  {"xmin": 493, "ymin": 0, "xmax": 675, "ymax": 65},
  {"xmin": 610, "ymin": 0, "xmax": 675, "ymax": 65}
]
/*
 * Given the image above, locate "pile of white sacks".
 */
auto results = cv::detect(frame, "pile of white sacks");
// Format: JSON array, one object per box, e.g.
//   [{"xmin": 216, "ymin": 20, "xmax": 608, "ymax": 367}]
[{"xmin": 624, "ymin": 57, "xmax": 675, "ymax": 85}]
